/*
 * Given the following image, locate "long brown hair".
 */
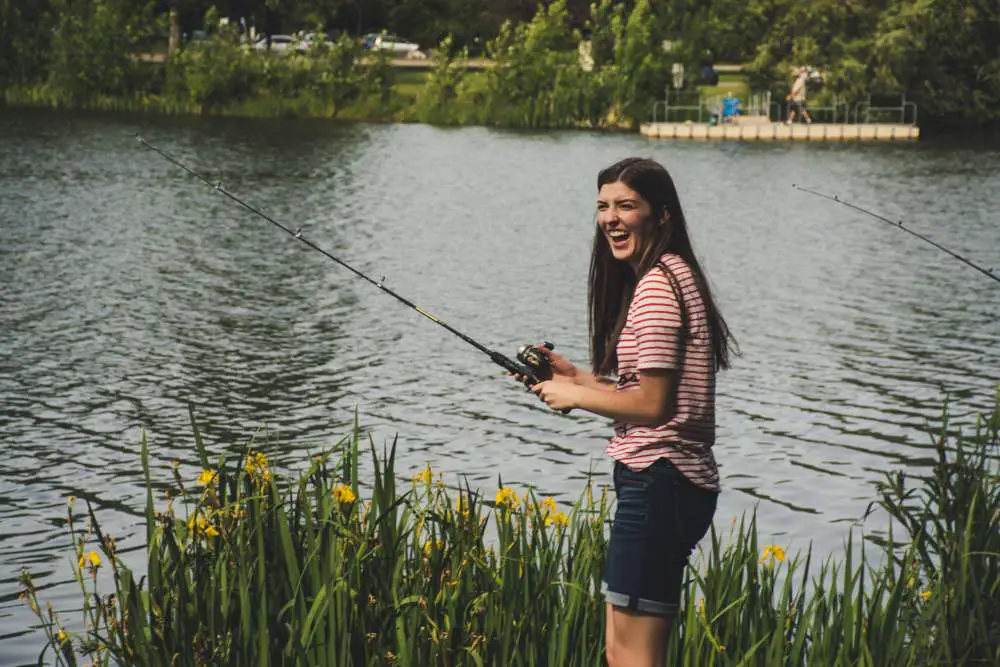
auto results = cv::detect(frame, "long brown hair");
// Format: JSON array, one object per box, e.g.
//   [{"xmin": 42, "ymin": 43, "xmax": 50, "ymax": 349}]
[{"xmin": 588, "ymin": 157, "xmax": 737, "ymax": 375}]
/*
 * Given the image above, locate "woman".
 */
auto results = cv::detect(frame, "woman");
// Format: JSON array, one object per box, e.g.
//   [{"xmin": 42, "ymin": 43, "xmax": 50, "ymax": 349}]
[{"xmin": 528, "ymin": 157, "xmax": 736, "ymax": 666}]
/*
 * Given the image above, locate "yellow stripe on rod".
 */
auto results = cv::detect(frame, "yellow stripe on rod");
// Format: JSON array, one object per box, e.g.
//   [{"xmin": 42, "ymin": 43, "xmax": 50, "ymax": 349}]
[{"xmin": 414, "ymin": 306, "xmax": 440, "ymax": 323}]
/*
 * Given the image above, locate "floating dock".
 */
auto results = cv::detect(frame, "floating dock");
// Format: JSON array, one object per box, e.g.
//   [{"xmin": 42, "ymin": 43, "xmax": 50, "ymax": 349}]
[{"xmin": 639, "ymin": 122, "xmax": 919, "ymax": 142}]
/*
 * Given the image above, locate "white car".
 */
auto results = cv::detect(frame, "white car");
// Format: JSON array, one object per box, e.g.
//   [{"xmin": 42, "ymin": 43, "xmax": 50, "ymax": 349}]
[
  {"xmin": 251, "ymin": 34, "xmax": 300, "ymax": 54},
  {"xmin": 363, "ymin": 33, "xmax": 420, "ymax": 56},
  {"xmin": 298, "ymin": 32, "xmax": 334, "ymax": 51}
]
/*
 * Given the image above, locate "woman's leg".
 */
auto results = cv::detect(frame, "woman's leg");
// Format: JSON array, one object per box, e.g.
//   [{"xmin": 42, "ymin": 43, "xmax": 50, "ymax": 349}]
[
  {"xmin": 601, "ymin": 458, "xmax": 718, "ymax": 666},
  {"xmin": 605, "ymin": 603, "xmax": 671, "ymax": 667}
]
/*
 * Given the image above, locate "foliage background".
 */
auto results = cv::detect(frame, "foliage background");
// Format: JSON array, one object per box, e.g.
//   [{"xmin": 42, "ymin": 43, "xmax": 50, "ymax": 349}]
[{"xmin": 1, "ymin": 0, "xmax": 998, "ymax": 131}]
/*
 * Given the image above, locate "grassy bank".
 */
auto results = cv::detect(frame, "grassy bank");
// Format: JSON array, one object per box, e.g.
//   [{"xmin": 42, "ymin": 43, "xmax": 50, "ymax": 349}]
[
  {"xmin": 20, "ymin": 388, "xmax": 1000, "ymax": 666},
  {"xmin": 1, "ymin": 58, "xmax": 450, "ymax": 124},
  {"xmin": 1, "ymin": 62, "xmax": 751, "ymax": 126}
]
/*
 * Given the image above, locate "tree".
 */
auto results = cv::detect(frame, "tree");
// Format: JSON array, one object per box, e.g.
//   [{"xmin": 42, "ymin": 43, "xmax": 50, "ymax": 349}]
[
  {"xmin": 45, "ymin": 0, "xmax": 157, "ymax": 103},
  {"xmin": 871, "ymin": 0, "xmax": 1000, "ymax": 130},
  {"xmin": 169, "ymin": 0, "xmax": 181, "ymax": 54},
  {"xmin": 0, "ymin": 0, "xmax": 55, "ymax": 86}
]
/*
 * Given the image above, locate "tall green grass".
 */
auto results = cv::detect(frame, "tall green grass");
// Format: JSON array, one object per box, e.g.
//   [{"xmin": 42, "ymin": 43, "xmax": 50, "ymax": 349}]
[{"xmin": 21, "ymin": 389, "xmax": 1000, "ymax": 665}]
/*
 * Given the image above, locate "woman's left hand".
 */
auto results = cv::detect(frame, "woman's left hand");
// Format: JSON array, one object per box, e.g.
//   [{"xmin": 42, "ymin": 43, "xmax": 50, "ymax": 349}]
[{"xmin": 531, "ymin": 380, "xmax": 583, "ymax": 412}]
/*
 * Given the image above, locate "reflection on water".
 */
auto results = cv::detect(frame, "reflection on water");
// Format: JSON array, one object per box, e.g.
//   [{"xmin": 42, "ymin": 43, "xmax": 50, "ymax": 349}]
[{"xmin": 1, "ymin": 109, "xmax": 998, "ymax": 663}]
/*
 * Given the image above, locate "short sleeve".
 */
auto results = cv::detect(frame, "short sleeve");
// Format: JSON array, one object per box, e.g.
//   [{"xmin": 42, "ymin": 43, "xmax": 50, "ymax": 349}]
[{"xmin": 630, "ymin": 269, "xmax": 683, "ymax": 371}]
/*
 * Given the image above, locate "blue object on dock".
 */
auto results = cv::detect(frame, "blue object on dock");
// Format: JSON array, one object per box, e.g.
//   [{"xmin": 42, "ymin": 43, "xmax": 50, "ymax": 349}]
[{"xmin": 721, "ymin": 96, "xmax": 741, "ymax": 120}]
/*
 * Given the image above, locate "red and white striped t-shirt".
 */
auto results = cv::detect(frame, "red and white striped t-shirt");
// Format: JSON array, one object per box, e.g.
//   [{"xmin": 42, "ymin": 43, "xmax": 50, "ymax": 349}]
[{"xmin": 605, "ymin": 253, "xmax": 719, "ymax": 491}]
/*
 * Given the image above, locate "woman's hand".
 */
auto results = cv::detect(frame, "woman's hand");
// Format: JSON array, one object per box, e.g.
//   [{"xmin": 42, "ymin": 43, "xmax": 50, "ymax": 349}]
[
  {"xmin": 539, "ymin": 346, "xmax": 580, "ymax": 383},
  {"xmin": 508, "ymin": 344, "xmax": 579, "ymax": 386},
  {"xmin": 531, "ymin": 380, "xmax": 583, "ymax": 412}
]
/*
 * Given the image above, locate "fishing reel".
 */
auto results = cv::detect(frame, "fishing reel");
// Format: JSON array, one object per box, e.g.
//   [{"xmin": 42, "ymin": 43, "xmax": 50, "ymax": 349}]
[
  {"xmin": 516, "ymin": 341, "xmax": 555, "ymax": 385},
  {"xmin": 515, "ymin": 341, "xmax": 571, "ymax": 414}
]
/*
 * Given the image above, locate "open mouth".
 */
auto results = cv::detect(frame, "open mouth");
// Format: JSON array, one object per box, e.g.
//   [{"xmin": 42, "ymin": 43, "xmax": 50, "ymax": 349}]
[{"xmin": 607, "ymin": 228, "xmax": 630, "ymax": 246}]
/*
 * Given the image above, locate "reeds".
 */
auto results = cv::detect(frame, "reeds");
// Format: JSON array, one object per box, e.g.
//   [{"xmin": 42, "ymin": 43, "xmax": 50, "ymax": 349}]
[{"xmin": 21, "ymin": 389, "xmax": 1000, "ymax": 666}]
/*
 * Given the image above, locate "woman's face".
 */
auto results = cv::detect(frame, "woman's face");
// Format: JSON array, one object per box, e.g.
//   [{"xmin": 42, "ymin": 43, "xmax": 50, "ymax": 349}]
[{"xmin": 596, "ymin": 181, "xmax": 658, "ymax": 269}]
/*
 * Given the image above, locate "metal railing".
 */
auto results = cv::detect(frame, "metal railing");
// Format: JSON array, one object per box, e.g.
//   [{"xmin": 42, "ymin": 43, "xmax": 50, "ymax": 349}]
[
  {"xmin": 853, "ymin": 93, "xmax": 918, "ymax": 126},
  {"xmin": 652, "ymin": 90, "xmax": 704, "ymax": 123},
  {"xmin": 650, "ymin": 91, "xmax": 919, "ymax": 127},
  {"xmin": 744, "ymin": 92, "xmax": 771, "ymax": 117}
]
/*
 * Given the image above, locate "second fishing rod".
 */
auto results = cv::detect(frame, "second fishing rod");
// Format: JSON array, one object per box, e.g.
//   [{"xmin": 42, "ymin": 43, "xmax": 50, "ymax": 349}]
[
  {"xmin": 794, "ymin": 184, "xmax": 999, "ymax": 287},
  {"xmin": 137, "ymin": 135, "xmax": 559, "ymax": 397}
]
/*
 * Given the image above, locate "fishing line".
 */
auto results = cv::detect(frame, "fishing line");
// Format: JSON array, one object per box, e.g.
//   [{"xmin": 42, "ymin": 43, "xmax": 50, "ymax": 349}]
[
  {"xmin": 136, "ymin": 134, "xmax": 555, "ymax": 389},
  {"xmin": 794, "ymin": 185, "xmax": 999, "ymax": 286}
]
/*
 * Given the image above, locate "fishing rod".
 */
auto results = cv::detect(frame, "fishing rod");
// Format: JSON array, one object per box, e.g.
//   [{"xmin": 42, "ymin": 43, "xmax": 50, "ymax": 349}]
[
  {"xmin": 136, "ymin": 134, "xmax": 557, "ymax": 391},
  {"xmin": 793, "ymin": 184, "xmax": 1000, "ymax": 286}
]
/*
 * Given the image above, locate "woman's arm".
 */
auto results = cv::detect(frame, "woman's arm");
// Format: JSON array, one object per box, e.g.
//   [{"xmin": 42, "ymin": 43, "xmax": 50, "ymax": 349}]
[
  {"xmin": 532, "ymin": 369, "xmax": 675, "ymax": 426},
  {"xmin": 570, "ymin": 371, "xmax": 616, "ymax": 391}
]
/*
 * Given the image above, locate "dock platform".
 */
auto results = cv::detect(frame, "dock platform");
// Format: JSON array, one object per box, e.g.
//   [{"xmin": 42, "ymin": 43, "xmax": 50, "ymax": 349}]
[{"xmin": 639, "ymin": 122, "xmax": 919, "ymax": 142}]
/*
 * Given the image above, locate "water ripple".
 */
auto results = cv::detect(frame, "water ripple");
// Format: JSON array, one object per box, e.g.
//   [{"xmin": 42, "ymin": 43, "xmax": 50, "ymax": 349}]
[{"xmin": 1, "ymin": 110, "xmax": 999, "ymax": 664}]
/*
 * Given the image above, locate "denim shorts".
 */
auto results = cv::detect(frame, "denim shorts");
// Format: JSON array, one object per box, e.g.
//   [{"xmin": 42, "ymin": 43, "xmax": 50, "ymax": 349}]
[{"xmin": 601, "ymin": 457, "xmax": 718, "ymax": 616}]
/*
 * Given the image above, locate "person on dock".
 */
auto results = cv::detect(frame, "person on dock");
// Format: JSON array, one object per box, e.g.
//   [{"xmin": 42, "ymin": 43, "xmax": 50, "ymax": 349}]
[
  {"xmin": 786, "ymin": 66, "xmax": 813, "ymax": 124},
  {"xmin": 517, "ymin": 157, "xmax": 737, "ymax": 666}
]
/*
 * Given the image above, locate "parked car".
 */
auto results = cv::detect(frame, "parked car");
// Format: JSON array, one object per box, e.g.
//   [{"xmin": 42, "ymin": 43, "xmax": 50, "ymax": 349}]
[
  {"xmin": 251, "ymin": 34, "xmax": 299, "ymax": 54},
  {"xmin": 298, "ymin": 31, "xmax": 334, "ymax": 51},
  {"xmin": 361, "ymin": 32, "xmax": 419, "ymax": 56},
  {"xmin": 183, "ymin": 29, "xmax": 208, "ymax": 44}
]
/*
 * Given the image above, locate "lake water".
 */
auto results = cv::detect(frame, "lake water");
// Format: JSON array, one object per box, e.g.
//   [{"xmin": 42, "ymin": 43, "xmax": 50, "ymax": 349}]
[{"xmin": 1, "ymin": 108, "xmax": 998, "ymax": 663}]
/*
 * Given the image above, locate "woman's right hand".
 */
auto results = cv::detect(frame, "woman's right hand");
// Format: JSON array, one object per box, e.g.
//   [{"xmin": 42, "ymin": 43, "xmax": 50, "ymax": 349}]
[
  {"xmin": 537, "ymin": 345, "xmax": 579, "ymax": 383},
  {"xmin": 507, "ymin": 345, "xmax": 579, "ymax": 387}
]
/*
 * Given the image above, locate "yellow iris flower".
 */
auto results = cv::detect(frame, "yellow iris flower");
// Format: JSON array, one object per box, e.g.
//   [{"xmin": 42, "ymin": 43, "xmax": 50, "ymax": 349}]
[
  {"xmin": 245, "ymin": 451, "xmax": 272, "ymax": 483},
  {"xmin": 332, "ymin": 484, "xmax": 356, "ymax": 504},
  {"xmin": 187, "ymin": 514, "xmax": 219, "ymax": 539},
  {"xmin": 197, "ymin": 469, "xmax": 218, "ymax": 485},
  {"xmin": 760, "ymin": 545, "xmax": 786, "ymax": 563},
  {"xmin": 78, "ymin": 550, "xmax": 101, "ymax": 570},
  {"xmin": 495, "ymin": 487, "xmax": 519, "ymax": 509},
  {"xmin": 412, "ymin": 464, "xmax": 433, "ymax": 485}
]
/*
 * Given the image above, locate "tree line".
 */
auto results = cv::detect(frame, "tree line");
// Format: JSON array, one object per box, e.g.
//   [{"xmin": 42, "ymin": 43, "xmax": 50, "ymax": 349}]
[{"xmin": 1, "ymin": 0, "xmax": 998, "ymax": 132}]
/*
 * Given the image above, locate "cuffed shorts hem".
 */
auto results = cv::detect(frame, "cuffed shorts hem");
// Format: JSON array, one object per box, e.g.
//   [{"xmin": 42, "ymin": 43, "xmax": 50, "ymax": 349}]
[
  {"xmin": 601, "ymin": 458, "xmax": 718, "ymax": 620},
  {"xmin": 601, "ymin": 580, "xmax": 678, "ymax": 617}
]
